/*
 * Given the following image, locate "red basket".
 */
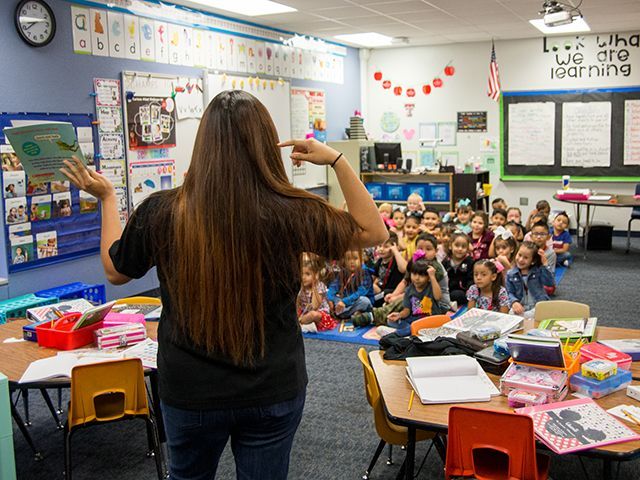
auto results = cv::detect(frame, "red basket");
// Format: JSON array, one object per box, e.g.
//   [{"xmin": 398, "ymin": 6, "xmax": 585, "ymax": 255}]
[{"xmin": 35, "ymin": 312, "xmax": 103, "ymax": 350}]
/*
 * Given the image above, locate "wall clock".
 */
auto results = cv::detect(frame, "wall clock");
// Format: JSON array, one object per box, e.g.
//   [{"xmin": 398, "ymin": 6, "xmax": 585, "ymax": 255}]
[{"xmin": 14, "ymin": 0, "xmax": 56, "ymax": 47}]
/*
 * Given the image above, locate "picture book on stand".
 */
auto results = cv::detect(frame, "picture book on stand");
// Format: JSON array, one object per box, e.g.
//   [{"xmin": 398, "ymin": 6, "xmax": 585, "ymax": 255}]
[{"xmin": 516, "ymin": 398, "xmax": 640, "ymax": 454}]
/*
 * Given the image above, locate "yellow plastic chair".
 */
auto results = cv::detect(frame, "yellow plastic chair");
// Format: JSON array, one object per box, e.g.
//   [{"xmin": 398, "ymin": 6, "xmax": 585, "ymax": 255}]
[
  {"xmin": 357, "ymin": 348, "xmax": 435, "ymax": 479},
  {"xmin": 63, "ymin": 359, "xmax": 164, "ymax": 480},
  {"xmin": 114, "ymin": 296, "xmax": 161, "ymax": 306},
  {"xmin": 410, "ymin": 314, "xmax": 451, "ymax": 336},
  {"xmin": 534, "ymin": 300, "xmax": 590, "ymax": 322}
]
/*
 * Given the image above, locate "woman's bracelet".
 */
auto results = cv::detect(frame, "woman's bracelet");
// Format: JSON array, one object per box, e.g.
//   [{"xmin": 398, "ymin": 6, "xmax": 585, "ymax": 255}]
[{"xmin": 330, "ymin": 152, "xmax": 343, "ymax": 168}]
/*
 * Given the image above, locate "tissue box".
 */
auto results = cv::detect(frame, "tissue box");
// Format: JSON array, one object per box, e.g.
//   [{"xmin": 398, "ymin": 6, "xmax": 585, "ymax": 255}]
[
  {"xmin": 103, "ymin": 312, "xmax": 146, "ymax": 328},
  {"xmin": 95, "ymin": 323, "xmax": 147, "ymax": 350}
]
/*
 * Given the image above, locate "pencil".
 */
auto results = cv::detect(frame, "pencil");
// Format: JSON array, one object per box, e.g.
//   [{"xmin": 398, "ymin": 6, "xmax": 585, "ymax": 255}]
[
  {"xmin": 622, "ymin": 409, "xmax": 640, "ymax": 427},
  {"xmin": 339, "ymin": 321, "xmax": 344, "ymax": 333},
  {"xmin": 408, "ymin": 390, "xmax": 415, "ymax": 411},
  {"xmin": 51, "ymin": 307, "xmax": 64, "ymax": 319}
]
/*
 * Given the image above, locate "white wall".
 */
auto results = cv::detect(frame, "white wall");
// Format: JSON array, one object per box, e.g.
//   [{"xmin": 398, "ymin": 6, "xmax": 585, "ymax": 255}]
[{"xmin": 366, "ymin": 31, "xmax": 640, "ymax": 230}]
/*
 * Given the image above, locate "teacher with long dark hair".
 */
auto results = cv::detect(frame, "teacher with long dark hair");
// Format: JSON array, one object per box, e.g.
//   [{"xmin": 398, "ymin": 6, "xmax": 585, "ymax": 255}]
[{"xmin": 62, "ymin": 90, "xmax": 387, "ymax": 480}]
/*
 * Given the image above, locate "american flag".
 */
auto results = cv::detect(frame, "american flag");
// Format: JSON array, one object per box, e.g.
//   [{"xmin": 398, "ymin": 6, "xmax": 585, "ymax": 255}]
[{"xmin": 487, "ymin": 41, "xmax": 501, "ymax": 102}]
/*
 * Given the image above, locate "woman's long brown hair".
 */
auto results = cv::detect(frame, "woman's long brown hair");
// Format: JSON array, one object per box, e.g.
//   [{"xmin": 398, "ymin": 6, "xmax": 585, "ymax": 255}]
[{"xmin": 151, "ymin": 90, "xmax": 359, "ymax": 366}]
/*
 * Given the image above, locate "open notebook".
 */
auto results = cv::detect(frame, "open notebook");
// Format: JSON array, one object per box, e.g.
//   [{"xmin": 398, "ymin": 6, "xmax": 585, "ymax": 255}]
[{"xmin": 406, "ymin": 355, "xmax": 500, "ymax": 404}]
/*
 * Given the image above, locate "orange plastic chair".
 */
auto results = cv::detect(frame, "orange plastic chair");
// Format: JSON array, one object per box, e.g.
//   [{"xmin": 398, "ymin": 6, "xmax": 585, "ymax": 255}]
[
  {"xmin": 63, "ymin": 358, "xmax": 164, "ymax": 480},
  {"xmin": 357, "ymin": 348, "xmax": 434, "ymax": 479},
  {"xmin": 445, "ymin": 406, "xmax": 550, "ymax": 480},
  {"xmin": 410, "ymin": 314, "xmax": 451, "ymax": 336}
]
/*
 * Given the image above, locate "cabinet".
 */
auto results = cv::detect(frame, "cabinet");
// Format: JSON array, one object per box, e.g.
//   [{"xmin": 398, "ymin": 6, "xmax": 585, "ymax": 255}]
[{"xmin": 453, "ymin": 171, "xmax": 491, "ymax": 212}]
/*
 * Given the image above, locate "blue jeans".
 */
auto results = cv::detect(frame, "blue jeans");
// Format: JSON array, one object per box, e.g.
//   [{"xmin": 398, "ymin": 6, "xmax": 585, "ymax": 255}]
[
  {"xmin": 161, "ymin": 391, "xmax": 305, "ymax": 480},
  {"xmin": 335, "ymin": 296, "xmax": 372, "ymax": 319},
  {"xmin": 556, "ymin": 251, "xmax": 573, "ymax": 266}
]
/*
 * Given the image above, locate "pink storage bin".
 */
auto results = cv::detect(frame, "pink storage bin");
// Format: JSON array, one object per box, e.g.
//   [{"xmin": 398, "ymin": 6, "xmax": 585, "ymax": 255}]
[
  {"xmin": 580, "ymin": 342, "xmax": 632, "ymax": 371},
  {"xmin": 103, "ymin": 312, "xmax": 146, "ymax": 328}
]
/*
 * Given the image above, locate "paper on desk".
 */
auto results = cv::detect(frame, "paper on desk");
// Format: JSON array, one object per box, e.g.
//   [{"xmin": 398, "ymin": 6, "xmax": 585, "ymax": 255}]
[
  {"xmin": 3, "ymin": 337, "xmax": 25, "ymax": 343},
  {"xmin": 588, "ymin": 195, "xmax": 612, "ymax": 201},
  {"xmin": 19, "ymin": 354, "xmax": 119, "ymax": 383},
  {"xmin": 607, "ymin": 405, "xmax": 640, "ymax": 424}
]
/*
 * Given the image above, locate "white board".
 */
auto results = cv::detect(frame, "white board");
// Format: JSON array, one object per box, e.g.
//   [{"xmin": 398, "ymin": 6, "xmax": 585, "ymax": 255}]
[
  {"xmin": 561, "ymin": 102, "xmax": 611, "ymax": 168},
  {"xmin": 204, "ymin": 73, "xmax": 293, "ymax": 182},
  {"xmin": 122, "ymin": 71, "xmax": 201, "ymax": 191},
  {"xmin": 508, "ymin": 102, "xmax": 555, "ymax": 166},
  {"xmin": 624, "ymin": 99, "xmax": 640, "ymax": 166}
]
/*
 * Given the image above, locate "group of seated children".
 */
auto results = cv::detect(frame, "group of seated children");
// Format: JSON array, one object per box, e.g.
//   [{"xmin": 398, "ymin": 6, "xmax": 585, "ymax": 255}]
[{"xmin": 297, "ymin": 194, "xmax": 574, "ymax": 337}]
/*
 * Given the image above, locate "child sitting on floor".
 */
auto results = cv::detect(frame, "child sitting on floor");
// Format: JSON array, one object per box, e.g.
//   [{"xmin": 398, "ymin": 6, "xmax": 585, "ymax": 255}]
[
  {"xmin": 490, "ymin": 226, "xmax": 519, "ymax": 271},
  {"xmin": 406, "ymin": 192, "xmax": 425, "ymax": 214},
  {"xmin": 400, "ymin": 212, "xmax": 421, "ymax": 261},
  {"xmin": 327, "ymin": 250, "xmax": 374, "ymax": 320},
  {"xmin": 527, "ymin": 220, "xmax": 556, "ymax": 276},
  {"xmin": 390, "ymin": 208, "xmax": 406, "ymax": 239},
  {"xmin": 371, "ymin": 233, "xmax": 407, "ymax": 307},
  {"xmin": 297, "ymin": 260, "xmax": 336, "ymax": 333},
  {"xmin": 443, "ymin": 200, "xmax": 473, "ymax": 234},
  {"xmin": 377, "ymin": 250, "xmax": 448, "ymax": 337},
  {"xmin": 466, "ymin": 259, "xmax": 510, "ymax": 313},
  {"xmin": 442, "ymin": 231, "xmax": 474, "ymax": 309},
  {"xmin": 490, "ymin": 208, "xmax": 507, "ymax": 231},
  {"xmin": 525, "ymin": 200, "xmax": 551, "ymax": 231},
  {"xmin": 552, "ymin": 211, "xmax": 573, "ymax": 267},
  {"xmin": 470, "ymin": 211, "xmax": 494, "ymax": 261},
  {"xmin": 506, "ymin": 241, "xmax": 555, "ymax": 317},
  {"xmin": 378, "ymin": 202, "xmax": 394, "ymax": 229},
  {"xmin": 492, "ymin": 197, "xmax": 508, "ymax": 211},
  {"xmin": 420, "ymin": 207, "xmax": 440, "ymax": 234}
]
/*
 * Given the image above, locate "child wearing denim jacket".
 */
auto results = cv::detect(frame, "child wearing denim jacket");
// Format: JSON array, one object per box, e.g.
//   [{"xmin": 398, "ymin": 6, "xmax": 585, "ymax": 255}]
[
  {"xmin": 327, "ymin": 250, "xmax": 374, "ymax": 320},
  {"xmin": 505, "ymin": 241, "xmax": 555, "ymax": 316}
]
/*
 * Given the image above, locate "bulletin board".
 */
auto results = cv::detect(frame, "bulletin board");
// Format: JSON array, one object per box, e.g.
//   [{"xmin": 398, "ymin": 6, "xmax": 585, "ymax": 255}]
[
  {"xmin": 0, "ymin": 112, "xmax": 100, "ymax": 273},
  {"xmin": 204, "ymin": 73, "xmax": 294, "ymax": 182},
  {"xmin": 501, "ymin": 87, "xmax": 640, "ymax": 182},
  {"xmin": 122, "ymin": 71, "xmax": 203, "ymax": 208}
]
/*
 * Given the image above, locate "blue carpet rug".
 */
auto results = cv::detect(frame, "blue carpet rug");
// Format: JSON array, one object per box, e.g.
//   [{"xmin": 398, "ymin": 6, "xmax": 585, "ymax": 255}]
[{"xmin": 303, "ymin": 266, "xmax": 568, "ymax": 346}]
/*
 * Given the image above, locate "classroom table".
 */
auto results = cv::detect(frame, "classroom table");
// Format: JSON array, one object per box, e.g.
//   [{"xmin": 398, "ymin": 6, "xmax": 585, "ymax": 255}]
[
  {"xmin": 370, "ymin": 325, "xmax": 640, "ymax": 480},
  {"xmin": 0, "ymin": 320, "xmax": 162, "ymax": 460},
  {"xmin": 553, "ymin": 193, "xmax": 640, "ymax": 259}
]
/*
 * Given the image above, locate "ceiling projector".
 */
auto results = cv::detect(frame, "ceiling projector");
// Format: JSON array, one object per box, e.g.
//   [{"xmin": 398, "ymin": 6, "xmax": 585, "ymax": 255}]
[{"xmin": 540, "ymin": 1, "xmax": 582, "ymax": 27}]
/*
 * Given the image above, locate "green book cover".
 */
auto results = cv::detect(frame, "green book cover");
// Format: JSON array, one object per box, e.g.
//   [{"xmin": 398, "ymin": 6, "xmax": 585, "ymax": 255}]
[
  {"xmin": 538, "ymin": 317, "xmax": 598, "ymax": 340},
  {"xmin": 3, "ymin": 122, "xmax": 86, "ymax": 183}
]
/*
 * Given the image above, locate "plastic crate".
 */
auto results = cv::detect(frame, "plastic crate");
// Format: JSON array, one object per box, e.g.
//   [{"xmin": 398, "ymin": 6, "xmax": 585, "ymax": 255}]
[
  {"xmin": 407, "ymin": 184, "xmax": 428, "ymax": 200},
  {"xmin": 427, "ymin": 183, "xmax": 450, "ymax": 202},
  {"xmin": 0, "ymin": 294, "xmax": 58, "ymax": 324},
  {"xmin": 386, "ymin": 183, "xmax": 406, "ymax": 201},
  {"xmin": 35, "ymin": 282, "xmax": 106, "ymax": 305},
  {"xmin": 365, "ymin": 182, "xmax": 385, "ymax": 200}
]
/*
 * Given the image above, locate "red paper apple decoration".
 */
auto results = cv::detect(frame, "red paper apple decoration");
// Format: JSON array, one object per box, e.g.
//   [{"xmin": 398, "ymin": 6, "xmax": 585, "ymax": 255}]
[
  {"xmin": 374, "ymin": 71, "xmax": 383, "ymax": 81},
  {"xmin": 382, "ymin": 80, "xmax": 391, "ymax": 89},
  {"xmin": 393, "ymin": 86, "xmax": 402, "ymax": 96},
  {"xmin": 422, "ymin": 84, "xmax": 431, "ymax": 95},
  {"xmin": 433, "ymin": 77, "xmax": 443, "ymax": 88},
  {"xmin": 444, "ymin": 65, "xmax": 455, "ymax": 76},
  {"xmin": 406, "ymin": 88, "xmax": 415, "ymax": 97}
]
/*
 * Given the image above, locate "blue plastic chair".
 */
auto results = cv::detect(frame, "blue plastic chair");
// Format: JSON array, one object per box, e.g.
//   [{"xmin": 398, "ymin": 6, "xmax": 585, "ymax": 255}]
[{"xmin": 627, "ymin": 184, "xmax": 640, "ymax": 253}]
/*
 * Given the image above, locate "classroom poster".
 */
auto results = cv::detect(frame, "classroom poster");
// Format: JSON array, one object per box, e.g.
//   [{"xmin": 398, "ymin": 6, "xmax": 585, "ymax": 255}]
[
  {"xmin": 90, "ymin": 9, "xmax": 109, "ymax": 57},
  {"xmin": 247, "ymin": 39, "xmax": 257, "ymax": 73},
  {"xmin": 624, "ymin": 99, "xmax": 640, "ymax": 165},
  {"xmin": 70, "ymin": 6, "xmax": 91, "ymax": 55},
  {"xmin": 192, "ymin": 29, "xmax": 206, "ymax": 68},
  {"xmin": 97, "ymin": 106, "xmax": 123, "ymax": 134},
  {"xmin": 215, "ymin": 35, "xmax": 227, "ymax": 70},
  {"xmin": 175, "ymin": 78, "xmax": 204, "ymax": 120},
  {"xmin": 126, "ymin": 96, "xmax": 177, "ymax": 149},
  {"xmin": 124, "ymin": 14, "xmax": 140, "ymax": 61},
  {"xmin": 139, "ymin": 18, "xmax": 155, "ymax": 62},
  {"xmin": 290, "ymin": 88, "xmax": 327, "ymax": 143},
  {"xmin": 94, "ymin": 78, "xmax": 120, "ymax": 106},
  {"xmin": 99, "ymin": 133, "xmax": 125, "ymax": 159},
  {"xmin": 227, "ymin": 37, "xmax": 237, "ymax": 71},
  {"xmin": 457, "ymin": 111, "xmax": 487, "ymax": 132},
  {"xmin": 129, "ymin": 160, "xmax": 176, "ymax": 208},
  {"xmin": 168, "ymin": 23, "xmax": 182, "ymax": 65},
  {"xmin": 154, "ymin": 21, "xmax": 169, "ymax": 63},
  {"xmin": 107, "ymin": 11, "xmax": 125, "ymax": 58},
  {"xmin": 561, "ymin": 102, "xmax": 611, "ymax": 168}
]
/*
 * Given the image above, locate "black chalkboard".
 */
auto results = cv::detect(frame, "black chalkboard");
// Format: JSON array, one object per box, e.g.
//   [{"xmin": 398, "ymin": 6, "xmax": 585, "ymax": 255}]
[{"xmin": 501, "ymin": 87, "xmax": 640, "ymax": 181}]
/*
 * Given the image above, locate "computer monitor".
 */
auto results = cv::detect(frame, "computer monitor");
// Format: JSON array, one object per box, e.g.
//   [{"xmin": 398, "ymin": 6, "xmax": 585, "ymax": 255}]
[{"xmin": 374, "ymin": 142, "xmax": 402, "ymax": 169}]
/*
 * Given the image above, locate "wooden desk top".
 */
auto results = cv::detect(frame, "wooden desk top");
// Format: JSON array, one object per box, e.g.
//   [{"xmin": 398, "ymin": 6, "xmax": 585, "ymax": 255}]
[
  {"xmin": 0, "ymin": 319, "xmax": 158, "ymax": 384},
  {"xmin": 370, "ymin": 350, "xmax": 640, "ymax": 459}
]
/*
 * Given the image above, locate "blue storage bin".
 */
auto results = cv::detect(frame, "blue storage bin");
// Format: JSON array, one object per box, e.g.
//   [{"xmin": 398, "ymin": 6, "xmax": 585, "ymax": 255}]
[
  {"xmin": 427, "ymin": 183, "xmax": 450, "ymax": 202},
  {"xmin": 365, "ymin": 183, "xmax": 385, "ymax": 200},
  {"xmin": 406, "ymin": 184, "xmax": 428, "ymax": 200},
  {"xmin": 0, "ymin": 294, "xmax": 58, "ymax": 324},
  {"xmin": 386, "ymin": 184, "xmax": 406, "ymax": 201},
  {"xmin": 35, "ymin": 282, "xmax": 106, "ymax": 305}
]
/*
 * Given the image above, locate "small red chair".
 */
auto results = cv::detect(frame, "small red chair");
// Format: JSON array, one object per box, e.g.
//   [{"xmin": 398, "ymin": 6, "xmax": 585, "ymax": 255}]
[{"xmin": 445, "ymin": 406, "xmax": 550, "ymax": 480}]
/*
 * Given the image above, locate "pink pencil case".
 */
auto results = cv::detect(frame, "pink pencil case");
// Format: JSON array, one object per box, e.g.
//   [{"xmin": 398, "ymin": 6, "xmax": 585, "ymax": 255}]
[
  {"xmin": 95, "ymin": 323, "xmax": 147, "ymax": 349},
  {"xmin": 103, "ymin": 312, "xmax": 146, "ymax": 328}
]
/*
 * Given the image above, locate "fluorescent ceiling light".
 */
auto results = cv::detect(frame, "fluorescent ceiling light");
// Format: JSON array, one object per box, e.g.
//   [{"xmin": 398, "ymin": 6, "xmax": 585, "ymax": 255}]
[
  {"xmin": 334, "ymin": 33, "xmax": 393, "ymax": 47},
  {"xmin": 529, "ymin": 17, "xmax": 590, "ymax": 35},
  {"xmin": 188, "ymin": 0, "xmax": 296, "ymax": 16}
]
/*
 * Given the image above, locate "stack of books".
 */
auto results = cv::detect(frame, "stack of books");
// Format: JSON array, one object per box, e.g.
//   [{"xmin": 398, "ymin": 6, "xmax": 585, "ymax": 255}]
[{"xmin": 349, "ymin": 116, "xmax": 367, "ymax": 140}]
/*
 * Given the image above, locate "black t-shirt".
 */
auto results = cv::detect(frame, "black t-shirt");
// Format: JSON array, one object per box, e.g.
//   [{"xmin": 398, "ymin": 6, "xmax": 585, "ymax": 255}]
[
  {"xmin": 109, "ymin": 192, "xmax": 348, "ymax": 410},
  {"xmin": 442, "ymin": 256, "xmax": 475, "ymax": 293},
  {"xmin": 373, "ymin": 257, "xmax": 404, "ymax": 293}
]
